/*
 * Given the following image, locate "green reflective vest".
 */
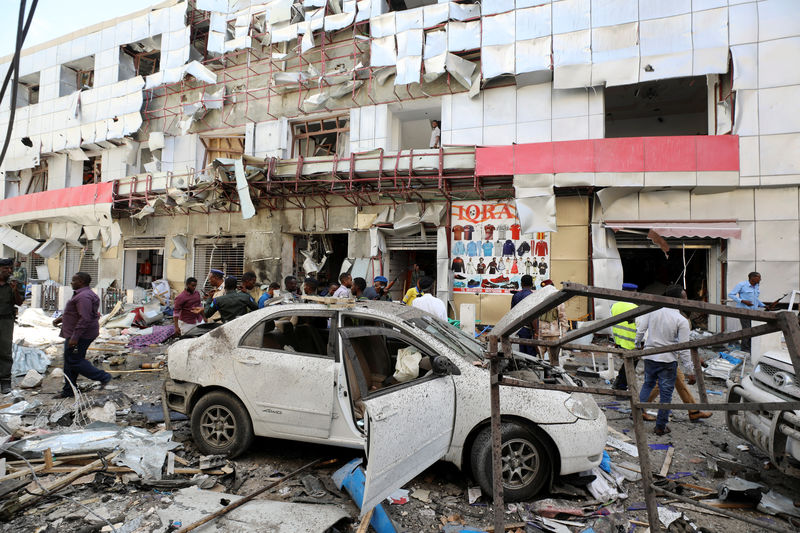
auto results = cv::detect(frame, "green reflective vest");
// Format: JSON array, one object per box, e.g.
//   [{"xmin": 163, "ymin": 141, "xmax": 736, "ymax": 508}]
[{"xmin": 611, "ymin": 301, "xmax": 638, "ymax": 350}]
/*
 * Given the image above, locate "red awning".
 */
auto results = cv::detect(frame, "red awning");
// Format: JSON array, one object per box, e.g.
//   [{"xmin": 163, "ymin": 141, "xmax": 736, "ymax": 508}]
[
  {"xmin": 0, "ymin": 182, "xmax": 114, "ymax": 226},
  {"xmin": 604, "ymin": 220, "xmax": 741, "ymax": 239}
]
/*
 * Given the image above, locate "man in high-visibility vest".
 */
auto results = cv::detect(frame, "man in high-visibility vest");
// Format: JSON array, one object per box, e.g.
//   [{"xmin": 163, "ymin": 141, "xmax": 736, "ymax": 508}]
[{"xmin": 611, "ymin": 282, "xmax": 639, "ymax": 391}]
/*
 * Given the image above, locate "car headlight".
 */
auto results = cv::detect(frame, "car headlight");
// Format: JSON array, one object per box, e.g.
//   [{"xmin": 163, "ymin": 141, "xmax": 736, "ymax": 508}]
[{"xmin": 564, "ymin": 393, "xmax": 600, "ymax": 420}]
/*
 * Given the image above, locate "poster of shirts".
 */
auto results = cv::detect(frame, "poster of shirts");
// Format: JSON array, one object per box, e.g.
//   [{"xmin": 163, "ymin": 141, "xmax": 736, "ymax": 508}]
[{"xmin": 451, "ymin": 200, "xmax": 551, "ymax": 294}]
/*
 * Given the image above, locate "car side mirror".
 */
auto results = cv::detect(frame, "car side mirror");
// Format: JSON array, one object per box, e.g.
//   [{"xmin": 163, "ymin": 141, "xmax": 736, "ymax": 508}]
[{"xmin": 432, "ymin": 355, "xmax": 461, "ymax": 375}]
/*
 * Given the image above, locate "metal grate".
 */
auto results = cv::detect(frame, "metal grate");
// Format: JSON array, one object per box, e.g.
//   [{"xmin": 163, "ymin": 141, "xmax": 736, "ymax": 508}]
[
  {"xmin": 384, "ymin": 233, "xmax": 437, "ymax": 251},
  {"xmin": 63, "ymin": 245, "xmax": 99, "ymax": 287},
  {"xmin": 124, "ymin": 237, "xmax": 166, "ymax": 249},
  {"xmin": 193, "ymin": 236, "xmax": 246, "ymax": 292}
]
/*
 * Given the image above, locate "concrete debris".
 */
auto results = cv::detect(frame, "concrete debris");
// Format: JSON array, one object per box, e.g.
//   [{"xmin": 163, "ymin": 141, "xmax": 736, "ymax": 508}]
[
  {"xmin": 18, "ymin": 370, "xmax": 43, "ymax": 389},
  {"xmin": 85, "ymin": 401, "xmax": 118, "ymax": 424}
]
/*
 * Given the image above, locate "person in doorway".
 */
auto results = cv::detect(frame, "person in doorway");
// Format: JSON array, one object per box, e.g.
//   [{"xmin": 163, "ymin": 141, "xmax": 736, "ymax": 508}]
[
  {"xmin": 429, "ymin": 120, "xmax": 441, "ymax": 149},
  {"xmin": 412, "ymin": 276, "xmax": 447, "ymax": 320},
  {"xmin": 364, "ymin": 275, "xmax": 392, "ymax": 301},
  {"xmin": 536, "ymin": 280, "xmax": 569, "ymax": 365},
  {"xmin": 303, "ymin": 277, "xmax": 319, "ymax": 296},
  {"xmin": 204, "ymin": 277, "xmax": 257, "ymax": 323},
  {"xmin": 352, "ymin": 277, "xmax": 368, "ymax": 300},
  {"xmin": 258, "ymin": 282, "xmax": 281, "ymax": 308},
  {"xmin": 611, "ymin": 282, "xmax": 640, "ymax": 392},
  {"xmin": 284, "ymin": 275, "xmax": 300, "ymax": 298},
  {"xmin": 12, "ymin": 260, "xmax": 26, "ymax": 293},
  {"xmin": 333, "ymin": 273, "xmax": 352, "ymax": 298},
  {"xmin": 0, "ymin": 259, "xmax": 23, "ymax": 393},
  {"xmin": 241, "ymin": 271, "xmax": 262, "ymax": 302},
  {"xmin": 410, "ymin": 264, "xmax": 425, "ymax": 289},
  {"xmin": 636, "ymin": 284, "xmax": 695, "ymax": 436},
  {"xmin": 52, "ymin": 272, "xmax": 111, "ymax": 399},
  {"xmin": 728, "ymin": 271, "xmax": 767, "ymax": 352},
  {"xmin": 511, "ymin": 275, "xmax": 535, "ymax": 356},
  {"xmin": 173, "ymin": 277, "xmax": 205, "ymax": 336}
]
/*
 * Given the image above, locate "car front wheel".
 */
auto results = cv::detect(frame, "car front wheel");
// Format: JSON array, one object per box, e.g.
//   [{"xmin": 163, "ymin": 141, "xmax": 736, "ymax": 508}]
[
  {"xmin": 470, "ymin": 423, "xmax": 551, "ymax": 501},
  {"xmin": 191, "ymin": 391, "xmax": 254, "ymax": 458}
]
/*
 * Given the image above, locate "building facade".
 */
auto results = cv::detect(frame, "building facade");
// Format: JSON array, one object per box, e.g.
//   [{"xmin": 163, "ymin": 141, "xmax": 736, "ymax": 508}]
[{"xmin": 0, "ymin": 0, "xmax": 798, "ymax": 328}]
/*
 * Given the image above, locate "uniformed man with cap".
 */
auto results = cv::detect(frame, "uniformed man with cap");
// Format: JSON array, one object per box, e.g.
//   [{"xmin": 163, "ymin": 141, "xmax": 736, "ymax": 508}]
[
  {"xmin": 0, "ymin": 258, "xmax": 23, "ymax": 393},
  {"xmin": 611, "ymin": 282, "xmax": 639, "ymax": 392},
  {"xmin": 363, "ymin": 275, "xmax": 394, "ymax": 301}
]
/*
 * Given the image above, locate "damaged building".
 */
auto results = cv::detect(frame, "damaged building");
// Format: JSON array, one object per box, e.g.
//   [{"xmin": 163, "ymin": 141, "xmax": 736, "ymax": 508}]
[{"xmin": 0, "ymin": 0, "xmax": 798, "ymax": 328}]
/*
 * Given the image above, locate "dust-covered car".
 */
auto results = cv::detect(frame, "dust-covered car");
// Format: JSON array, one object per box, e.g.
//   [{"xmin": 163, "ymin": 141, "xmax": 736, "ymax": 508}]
[{"xmin": 164, "ymin": 295, "xmax": 606, "ymax": 508}]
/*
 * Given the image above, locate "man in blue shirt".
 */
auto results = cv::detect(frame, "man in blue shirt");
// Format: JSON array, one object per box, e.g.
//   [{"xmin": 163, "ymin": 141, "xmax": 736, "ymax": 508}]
[
  {"xmin": 728, "ymin": 271, "xmax": 766, "ymax": 352},
  {"xmin": 511, "ymin": 275, "xmax": 535, "ymax": 355}
]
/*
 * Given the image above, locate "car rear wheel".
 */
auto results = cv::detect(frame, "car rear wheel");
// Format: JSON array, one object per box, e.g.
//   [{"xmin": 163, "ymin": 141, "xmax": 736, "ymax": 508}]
[
  {"xmin": 470, "ymin": 423, "xmax": 551, "ymax": 501},
  {"xmin": 191, "ymin": 391, "xmax": 254, "ymax": 458}
]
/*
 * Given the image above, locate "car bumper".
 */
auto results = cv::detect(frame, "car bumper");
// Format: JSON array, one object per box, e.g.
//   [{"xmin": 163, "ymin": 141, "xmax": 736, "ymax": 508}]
[
  {"xmin": 727, "ymin": 380, "xmax": 800, "ymax": 476},
  {"xmin": 544, "ymin": 412, "xmax": 608, "ymax": 475},
  {"xmin": 164, "ymin": 379, "xmax": 200, "ymax": 415}
]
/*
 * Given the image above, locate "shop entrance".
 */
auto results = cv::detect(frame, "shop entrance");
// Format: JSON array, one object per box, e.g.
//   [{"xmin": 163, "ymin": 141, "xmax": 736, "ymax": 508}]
[
  {"xmin": 385, "ymin": 232, "xmax": 437, "ymax": 300},
  {"xmin": 293, "ymin": 234, "xmax": 348, "ymax": 288},
  {"xmin": 122, "ymin": 237, "xmax": 166, "ymax": 290},
  {"xmin": 618, "ymin": 239, "xmax": 715, "ymax": 329}
]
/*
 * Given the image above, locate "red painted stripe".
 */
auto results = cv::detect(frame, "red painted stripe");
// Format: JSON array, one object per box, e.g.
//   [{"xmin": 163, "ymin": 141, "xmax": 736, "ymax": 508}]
[
  {"xmin": 0, "ymin": 182, "xmax": 114, "ymax": 217},
  {"xmin": 477, "ymin": 135, "xmax": 740, "ymax": 176}
]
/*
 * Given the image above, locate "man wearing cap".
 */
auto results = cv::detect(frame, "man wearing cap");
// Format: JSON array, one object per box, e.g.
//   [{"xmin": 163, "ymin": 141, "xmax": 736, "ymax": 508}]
[
  {"xmin": 0, "ymin": 258, "xmax": 23, "ymax": 393},
  {"xmin": 364, "ymin": 276, "xmax": 394, "ymax": 301},
  {"xmin": 204, "ymin": 277, "xmax": 257, "ymax": 323},
  {"xmin": 203, "ymin": 269, "xmax": 226, "ymax": 322},
  {"xmin": 611, "ymin": 282, "xmax": 640, "ymax": 392}
]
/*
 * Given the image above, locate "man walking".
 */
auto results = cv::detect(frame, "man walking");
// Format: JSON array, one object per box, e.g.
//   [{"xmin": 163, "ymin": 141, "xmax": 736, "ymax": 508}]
[
  {"xmin": 635, "ymin": 285, "xmax": 694, "ymax": 436},
  {"xmin": 728, "ymin": 272, "xmax": 766, "ymax": 352},
  {"xmin": 53, "ymin": 272, "xmax": 111, "ymax": 398},
  {"xmin": 204, "ymin": 277, "xmax": 257, "ymax": 323},
  {"xmin": 511, "ymin": 275, "xmax": 535, "ymax": 355},
  {"xmin": 412, "ymin": 277, "xmax": 447, "ymax": 320},
  {"xmin": 0, "ymin": 259, "xmax": 23, "ymax": 393},
  {"xmin": 173, "ymin": 277, "xmax": 205, "ymax": 336}
]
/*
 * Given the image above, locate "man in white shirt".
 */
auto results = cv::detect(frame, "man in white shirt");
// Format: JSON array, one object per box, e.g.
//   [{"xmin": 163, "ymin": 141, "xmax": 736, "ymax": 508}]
[
  {"xmin": 333, "ymin": 273, "xmax": 353, "ymax": 298},
  {"xmin": 429, "ymin": 120, "xmax": 441, "ymax": 149},
  {"xmin": 635, "ymin": 284, "xmax": 695, "ymax": 436},
  {"xmin": 412, "ymin": 276, "xmax": 447, "ymax": 321}
]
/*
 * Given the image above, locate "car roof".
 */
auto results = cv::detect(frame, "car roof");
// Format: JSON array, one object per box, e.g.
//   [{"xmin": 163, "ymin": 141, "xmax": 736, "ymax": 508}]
[{"xmin": 265, "ymin": 299, "xmax": 429, "ymax": 322}]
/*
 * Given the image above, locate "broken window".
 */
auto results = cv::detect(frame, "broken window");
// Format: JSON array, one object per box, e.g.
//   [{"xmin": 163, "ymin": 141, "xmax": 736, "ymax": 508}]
[
  {"xmin": 59, "ymin": 55, "xmax": 95, "ymax": 96},
  {"xmin": 291, "ymin": 116, "xmax": 349, "ymax": 158},
  {"xmin": 83, "ymin": 156, "xmax": 102, "ymax": 185},
  {"xmin": 26, "ymin": 162, "xmax": 48, "ymax": 194},
  {"xmin": 16, "ymin": 72, "xmax": 40, "ymax": 107},
  {"xmin": 193, "ymin": 236, "xmax": 246, "ymax": 293},
  {"xmin": 604, "ymin": 76, "xmax": 708, "ymax": 138},
  {"xmin": 3, "ymin": 171, "xmax": 20, "ymax": 198},
  {"xmin": 119, "ymin": 36, "xmax": 162, "ymax": 81},
  {"xmin": 241, "ymin": 312, "xmax": 334, "ymax": 357},
  {"xmin": 202, "ymin": 136, "xmax": 245, "ymax": 166}
]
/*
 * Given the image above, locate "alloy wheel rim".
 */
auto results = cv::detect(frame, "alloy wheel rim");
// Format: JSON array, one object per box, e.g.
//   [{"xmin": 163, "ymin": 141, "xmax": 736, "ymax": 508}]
[
  {"xmin": 200, "ymin": 405, "xmax": 237, "ymax": 447},
  {"xmin": 500, "ymin": 438, "xmax": 539, "ymax": 488}
]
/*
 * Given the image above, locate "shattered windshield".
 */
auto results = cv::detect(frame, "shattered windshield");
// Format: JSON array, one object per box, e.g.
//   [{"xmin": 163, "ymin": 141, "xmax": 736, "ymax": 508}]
[{"xmin": 410, "ymin": 316, "xmax": 484, "ymax": 362}]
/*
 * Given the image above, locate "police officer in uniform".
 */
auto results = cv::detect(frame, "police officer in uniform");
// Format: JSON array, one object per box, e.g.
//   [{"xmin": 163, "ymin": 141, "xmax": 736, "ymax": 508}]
[
  {"xmin": 611, "ymin": 282, "xmax": 639, "ymax": 391},
  {"xmin": 0, "ymin": 258, "xmax": 23, "ymax": 393}
]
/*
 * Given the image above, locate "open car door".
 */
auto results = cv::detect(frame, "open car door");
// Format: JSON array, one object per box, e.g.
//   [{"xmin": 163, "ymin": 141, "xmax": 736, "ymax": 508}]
[{"xmin": 339, "ymin": 327, "xmax": 457, "ymax": 514}]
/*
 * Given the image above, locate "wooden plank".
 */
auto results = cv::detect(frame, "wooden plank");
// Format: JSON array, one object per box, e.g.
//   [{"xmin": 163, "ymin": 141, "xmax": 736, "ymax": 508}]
[
  {"xmin": 356, "ymin": 508, "xmax": 374, "ymax": 533},
  {"xmin": 659, "ymin": 447, "xmax": 675, "ymax": 477}
]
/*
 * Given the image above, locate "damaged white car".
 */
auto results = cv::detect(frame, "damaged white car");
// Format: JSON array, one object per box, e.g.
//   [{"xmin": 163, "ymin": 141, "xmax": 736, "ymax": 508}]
[{"xmin": 165, "ymin": 300, "xmax": 606, "ymax": 507}]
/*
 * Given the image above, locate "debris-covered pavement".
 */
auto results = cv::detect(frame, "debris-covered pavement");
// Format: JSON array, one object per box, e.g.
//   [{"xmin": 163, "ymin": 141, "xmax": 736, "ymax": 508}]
[{"xmin": 2, "ymin": 308, "xmax": 800, "ymax": 533}]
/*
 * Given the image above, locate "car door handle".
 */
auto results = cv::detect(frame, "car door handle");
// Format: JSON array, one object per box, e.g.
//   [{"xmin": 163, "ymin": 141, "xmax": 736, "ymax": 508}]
[{"xmin": 236, "ymin": 358, "xmax": 261, "ymax": 366}]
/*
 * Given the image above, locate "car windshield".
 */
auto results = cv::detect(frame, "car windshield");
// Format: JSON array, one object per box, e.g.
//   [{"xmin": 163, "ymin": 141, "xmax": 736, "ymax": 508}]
[{"xmin": 410, "ymin": 316, "xmax": 484, "ymax": 362}]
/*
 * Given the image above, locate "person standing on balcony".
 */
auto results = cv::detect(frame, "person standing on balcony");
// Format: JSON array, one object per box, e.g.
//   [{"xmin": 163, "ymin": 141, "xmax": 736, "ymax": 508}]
[
  {"xmin": 429, "ymin": 120, "xmax": 441, "ymax": 149},
  {"xmin": 728, "ymin": 271, "xmax": 766, "ymax": 352},
  {"xmin": 0, "ymin": 259, "xmax": 23, "ymax": 393}
]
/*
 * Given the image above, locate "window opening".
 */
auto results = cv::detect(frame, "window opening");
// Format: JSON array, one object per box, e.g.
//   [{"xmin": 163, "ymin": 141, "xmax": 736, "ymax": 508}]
[
  {"xmin": 17, "ymin": 72, "xmax": 40, "ymax": 107},
  {"xmin": 63, "ymin": 244, "xmax": 99, "ymax": 287},
  {"xmin": 604, "ymin": 76, "xmax": 708, "ymax": 138},
  {"xmin": 193, "ymin": 236, "xmax": 246, "ymax": 293},
  {"xmin": 292, "ymin": 234, "xmax": 347, "ymax": 288},
  {"xmin": 83, "ymin": 155, "xmax": 102, "ymax": 184},
  {"xmin": 123, "ymin": 238, "xmax": 166, "ymax": 290},
  {"xmin": 119, "ymin": 36, "xmax": 162, "ymax": 80},
  {"xmin": 60, "ymin": 55, "xmax": 95, "ymax": 96},
  {"xmin": 291, "ymin": 116, "xmax": 349, "ymax": 158},
  {"xmin": 202, "ymin": 136, "xmax": 245, "ymax": 166},
  {"xmin": 388, "ymin": 101, "xmax": 441, "ymax": 150},
  {"xmin": 242, "ymin": 313, "xmax": 333, "ymax": 356}
]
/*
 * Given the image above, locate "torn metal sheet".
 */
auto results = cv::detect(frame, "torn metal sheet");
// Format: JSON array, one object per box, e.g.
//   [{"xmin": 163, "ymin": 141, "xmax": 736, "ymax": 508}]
[
  {"xmin": 481, "ymin": 44, "xmax": 514, "ymax": 79},
  {"xmin": 396, "ymin": 8, "xmax": 423, "ymax": 31},
  {"xmin": 355, "ymin": 0, "xmax": 371, "ymax": 22},
  {"xmin": 271, "ymin": 22, "xmax": 299, "ymax": 43},
  {"xmin": 420, "ymin": 203, "xmax": 446, "ymax": 225},
  {"xmin": 67, "ymin": 148, "xmax": 88, "ymax": 162},
  {"xmin": 423, "ymin": 3, "xmax": 448, "ymax": 28},
  {"xmin": 35, "ymin": 239, "xmax": 66, "ymax": 258},
  {"xmin": 397, "ymin": 29, "xmax": 423, "ymax": 57},
  {"xmin": 395, "ymin": 56, "xmax": 422, "ymax": 85},
  {"xmin": 371, "ymin": 12, "xmax": 396, "ymax": 37},
  {"xmin": 482, "ymin": 0, "xmax": 515, "ymax": 16},
  {"xmin": 270, "ymin": 0, "xmax": 293, "ymax": 24},
  {"xmin": 553, "ymin": 30, "xmax": 592, "ymax": 88},
  {"xmin": 515, "ymin": 36, "xmax": 552, "ymax": 79},
  {"xmin": 516, "ymin": 4, "xmax": 551, "ymax": 40},
  {"xmin": 371, "ymin": 35, "xmax": 397, "ymax": 67},
  {"xmin": 447, "ymin": 21, "xmax": 479, "ymax": 52},
  {"xmin": 639, "ymin": 14, "xmax": 692, "ymax": 82},
  {"xmin": 301, "ymin": 21, "xmax": 315, "ymax": 53},
  {"xmin": 234, "ymin": 159, "xmax": 256, "ymax": 219},
  {"xmin": 157, "ymin": 487, "xmax": 350, "ymax": 532},
  {"xmin": 302, "ymin": 91, "xmax": 330, "ymax": 111},
  {"xmin": 0, "ymin": 227, "xmax": 40, "ymax": 255},
  {"xmin": 591, "ymin": 22, "xmax": 639, "ymax": 87},
  {"xmin": 515, "ymin": 186, "xmax": 556, "ymax": 233},
  {"xmin": 731, "ymin": 44, "xmax": 757, "ymax": 90},
  {"xmin": 324, "ymin": 11, "xmax": 355, "ymax": 31},
  {"xmin": 444, "ymin": 53, "xmax": 476, "ymax": 89},
  {"xmin": 197, "ymin": 0, "xmax": 230, "ymax": 12},
  {"xmin": 424, "ymin": 30, "xmax": 447, "ymax": 58},
  {"xmin": 449, "ymin": 2, "xmax": 480, "ymax": 21},
  {"xmin": 692, "ymin": 7, "xmax": 729, "ymax": 75},
  {"xmin": 329, "ymin": 80, "xmax": 363, "ymax": 99},
  {"xmin": 149, "ymin": 132, "xmax": 166, "ymax": 151}
]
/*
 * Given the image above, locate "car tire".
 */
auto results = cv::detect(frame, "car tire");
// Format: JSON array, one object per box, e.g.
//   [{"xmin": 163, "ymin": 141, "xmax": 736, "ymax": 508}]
[
  {"xmin": 470, "ymin": 423, "xmax": 551, "ymax": 502},
  {"xmin": 191, "ymin": 391, "xmax": 254, "ymax": 458}
]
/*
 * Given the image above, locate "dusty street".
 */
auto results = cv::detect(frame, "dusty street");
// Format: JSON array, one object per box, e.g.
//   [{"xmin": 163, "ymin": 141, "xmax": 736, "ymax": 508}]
[{"xmin": 1, "ymin": 335, "xmax": 799, "ymax": 533}]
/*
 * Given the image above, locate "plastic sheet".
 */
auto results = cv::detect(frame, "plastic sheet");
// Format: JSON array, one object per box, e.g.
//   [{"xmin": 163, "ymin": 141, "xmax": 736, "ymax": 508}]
[{"xmin": 11, "ymin": 344, "xmax": 50, "ymax": 377}]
